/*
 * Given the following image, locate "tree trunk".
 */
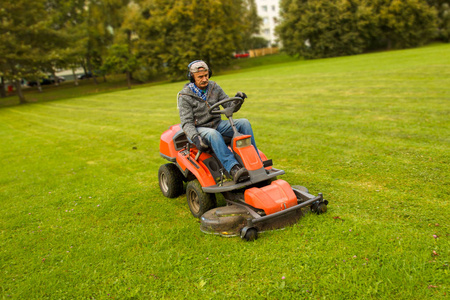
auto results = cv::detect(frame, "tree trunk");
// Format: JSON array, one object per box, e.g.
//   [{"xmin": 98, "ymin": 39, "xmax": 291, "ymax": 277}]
[
  {"xmin": 14, "ymin": 80, "xmax": 26, "ymax": 104},
  {"xmin": 72, "ymin": 68, "xmax": 79, "ymax": 86},
  {"xmin": 51, "ymin": 68, "xmax": 59, "ymax": 86},
  {"xmin": 126, "ymin": 70, "xmax": 131, "ymax": 89},
  {"xmin": 86, "ymin": 5, "xmax": 97, "ymax": 85},
  {"xmin": 10, "ymin": 64, "xmax": 27, "ymax": 103},
  {"xmin": 82, "ymin": 62, "xmax": 88, "ymax": 75},
  {"xmin": 37, "ymin": 80, "xmax": 42, "ymax": 92},
  {"xmin": 126, "ymin": 30, "xmax": 134, "ymax": 83},
  {"xmin": 86, "ymin": 56, "xmax": 98, "ymax": 85},
  {"xmin": 0, "ymin": 77, "xmax": 6, "ymax": 98},
  {"xmin": 387, "ymin": 38, "xmax": 392, "ymax": 50}
]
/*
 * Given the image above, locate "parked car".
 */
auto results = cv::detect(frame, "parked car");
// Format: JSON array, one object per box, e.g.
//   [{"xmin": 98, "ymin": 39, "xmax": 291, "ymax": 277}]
[
  {"xmin": 51, "ymin": 75, "xmax": 65, "ymax": 83},
  {"xmin": 77, "ymin": 72, "xmax": 93, "ymax": 80},
  {"xmin": 27, "ymin": 76, "xmax": 65, "ymax": 87},
  {"xmin": 233, "ymin": 52, "xmax": 250, "ymax": 59}
]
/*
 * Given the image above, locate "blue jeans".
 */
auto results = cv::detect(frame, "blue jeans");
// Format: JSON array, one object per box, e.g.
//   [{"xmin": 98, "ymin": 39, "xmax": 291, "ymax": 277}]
[{"xmin": 197, "ymin": 119, "xmax": 258, "ymax": 173}]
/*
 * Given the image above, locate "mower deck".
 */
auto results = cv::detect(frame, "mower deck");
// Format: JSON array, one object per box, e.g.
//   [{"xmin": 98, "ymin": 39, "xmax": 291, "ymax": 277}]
[{"xmin": 200, "ymin": 187, "xmax": 327, "ymax": 239}]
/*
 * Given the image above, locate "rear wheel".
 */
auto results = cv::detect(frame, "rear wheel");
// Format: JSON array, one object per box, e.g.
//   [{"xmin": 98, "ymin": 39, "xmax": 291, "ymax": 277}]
[
  {"xmin": 186, "ymin": 180, "xmax": 216, "ymax": 218},
  {"xmin": 158, "ymin": 164, "xmax": 184, "ymax": 198}
]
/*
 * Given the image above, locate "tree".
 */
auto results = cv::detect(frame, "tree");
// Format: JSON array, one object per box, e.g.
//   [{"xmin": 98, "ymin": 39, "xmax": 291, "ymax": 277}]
[
  {"xmin": 374, "ymin": 0, "xmax": 437, "ymax": 49},
  {"xmin": 0, "ymin": 77, "xmax": 6, "ymax": 98},
  {"xmin": 136, "ymin": 0, "xmax": 257, "ymax": 79},
  {"xmin": 45, "ymin": 0, "xmax": 87, "ymax": 86},
  {"xmin": 101, "ymin": 1, "xmax": 140, "ymax": 88},
  {"xmin": 102, "ymin": 44, "xmax": 138, "ymax": 89},
  {"xmin": 277, "ymin": 0, "xmax": 375, "ymax": 58},
  {"xmin": 426, "ymin": 0, "xmax": 450, "ymax": 41},
  {"xmin": 276, "ymin": 0, "xmax": 438, "ymax": 59},
  {"xmin": 248, "ymin": 36, "xmax": 270, "ymax": 49},
  {"xmin": 241, "ymin": 0, "xmax": 263, "ymax": 51},
  {"xmin": 0, "ymin": 0, "xmax": 65, "ymax": 103}
]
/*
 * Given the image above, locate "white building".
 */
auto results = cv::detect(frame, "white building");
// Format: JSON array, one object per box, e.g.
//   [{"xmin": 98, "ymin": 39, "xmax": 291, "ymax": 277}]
[{"xmin": 254, "ymin": 0, "xmax": 280, "ymax": 46}]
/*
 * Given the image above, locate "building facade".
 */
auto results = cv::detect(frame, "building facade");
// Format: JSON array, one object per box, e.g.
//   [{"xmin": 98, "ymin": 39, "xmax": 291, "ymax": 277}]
[{"xmin": 254, "ymin": 0, "xmax": 280, "ymax": 46}]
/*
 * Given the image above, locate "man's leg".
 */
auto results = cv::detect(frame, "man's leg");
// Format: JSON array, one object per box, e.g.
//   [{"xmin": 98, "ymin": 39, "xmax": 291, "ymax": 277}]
[
  {"xmin": 196, "ymin": 127, "xmax": 238, "ymax": 173},
  {"xmin": 196, "ymin": 126, "xmax": 250, "ymax": 183},
  {"xmin": 216, "ymin": 119, "xmax": 260, "ymax": 157}
]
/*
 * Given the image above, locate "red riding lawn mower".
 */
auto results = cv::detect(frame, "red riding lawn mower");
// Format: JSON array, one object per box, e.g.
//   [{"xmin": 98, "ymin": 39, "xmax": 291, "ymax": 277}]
[{"xmin": 158, "ymin": 97, "xmax": 328, "ymax": 241}]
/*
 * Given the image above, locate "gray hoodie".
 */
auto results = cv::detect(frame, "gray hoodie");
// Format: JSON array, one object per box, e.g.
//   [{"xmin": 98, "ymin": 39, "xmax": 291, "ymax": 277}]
[{"xmin": 178, "ymin": 81, "xmax": 230, "ymax": 141}]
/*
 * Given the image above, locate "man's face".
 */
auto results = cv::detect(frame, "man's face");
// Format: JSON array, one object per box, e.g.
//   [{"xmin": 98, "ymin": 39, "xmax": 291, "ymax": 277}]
[{"xmin": 193, "ymin": 68, "xmax": 209, "ymax": 89}]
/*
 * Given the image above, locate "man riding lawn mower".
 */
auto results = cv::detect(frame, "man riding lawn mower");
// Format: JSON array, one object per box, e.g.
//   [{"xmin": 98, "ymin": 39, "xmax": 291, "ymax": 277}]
[{"xmin": 158, "ymin": 60, "xmax": 328, "ymax": 241}]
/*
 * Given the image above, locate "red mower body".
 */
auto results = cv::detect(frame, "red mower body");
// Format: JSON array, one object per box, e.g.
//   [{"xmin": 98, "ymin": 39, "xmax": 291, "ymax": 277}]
[
  {"xmin": 245, "ymin": 179, "xmax": 298, "ymax": 215},
  {"xmin": 160, "ymin": 124, "xmax": 303, "ymax": 216}
]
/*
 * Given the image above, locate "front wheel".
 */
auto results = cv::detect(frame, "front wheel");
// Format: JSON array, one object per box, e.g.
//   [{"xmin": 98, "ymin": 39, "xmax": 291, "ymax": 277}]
[
  {"xmin": 186, "ymin": 180, "xmax": 216, "ymax": 218},
  {"xmin": 158, "ymin": 164, "xmax": 184, "ymax": 198}
]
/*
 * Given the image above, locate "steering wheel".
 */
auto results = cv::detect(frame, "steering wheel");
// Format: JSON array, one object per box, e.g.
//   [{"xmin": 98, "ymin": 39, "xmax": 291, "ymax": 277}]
[{"xmin": 208, "ymin": 97, "xmax": 244, "ymax": 117}]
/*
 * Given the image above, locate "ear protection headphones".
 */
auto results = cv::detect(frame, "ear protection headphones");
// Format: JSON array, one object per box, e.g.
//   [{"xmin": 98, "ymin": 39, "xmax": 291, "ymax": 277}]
[{"xmin": 187, "ymin": 60, "xmax": 213, "ymax": 83}]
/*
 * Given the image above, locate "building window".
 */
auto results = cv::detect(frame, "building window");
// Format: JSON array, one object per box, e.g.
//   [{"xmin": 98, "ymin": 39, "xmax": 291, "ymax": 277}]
[
  {"xmin": 263, "ymin": 17, "xmax": 269, "ymax": 25},
  {"xmin": 272, "ymin": 5, "xmax": 276, "ymax": 11},
  {"xmin": 261, "ymin": 5, "xmax": 267, "ymax": 12}
]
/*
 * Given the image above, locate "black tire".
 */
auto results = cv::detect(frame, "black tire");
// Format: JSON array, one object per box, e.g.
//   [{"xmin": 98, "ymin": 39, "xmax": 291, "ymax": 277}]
[
  {"xmin": 158, "ymin": 164, "xmax": 184, "ymax": 198},
  {"xmin": 186, "ymin": 180, "xmax": 216, "ymax": 218},
  {"xmin": 316, "ymin": 203, "xmax": 328, "ymax": 214},
  {"xmin": 241, "ymin": 227, "xmax": 258, "ymax": 241}
]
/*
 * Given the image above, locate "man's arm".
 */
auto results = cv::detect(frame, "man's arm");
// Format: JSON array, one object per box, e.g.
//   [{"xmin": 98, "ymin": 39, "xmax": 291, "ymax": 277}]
[
  {"xmin": 178, "ymin": 94, "xmax": 199, "ymax": 141},
  {"xmin": 217, "ymin": 84, "xmax": 229, "ymax": 102},
  {"xmin": 221, "ymin": 89, "xmax": 246, "ymax": 112}
]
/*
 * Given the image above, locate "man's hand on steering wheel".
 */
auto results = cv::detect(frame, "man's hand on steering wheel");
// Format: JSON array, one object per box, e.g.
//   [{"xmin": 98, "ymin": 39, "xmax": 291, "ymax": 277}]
[
  {"xmin": 208, "ymin": 97, "xmax": 245, "ymax": 118},
  {"xmin": 235, "ymin": 92, "xmax": 247, "ymax": 99},
  {"xmin": 233, "ymin": 92, "xmax": 247, "ymax": 112}
]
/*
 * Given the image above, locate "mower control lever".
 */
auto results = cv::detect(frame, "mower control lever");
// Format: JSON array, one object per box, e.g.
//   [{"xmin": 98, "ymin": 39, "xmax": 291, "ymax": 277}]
[{"xmin": 195, "ymin": 150, "xmax": 202, "ymax": 161}]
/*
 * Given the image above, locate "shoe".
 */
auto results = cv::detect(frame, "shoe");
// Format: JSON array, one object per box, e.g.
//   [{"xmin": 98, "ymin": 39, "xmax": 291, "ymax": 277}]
[{"xmin": 230, "ymin": 165, "xmax": 249, "ymax": 183}]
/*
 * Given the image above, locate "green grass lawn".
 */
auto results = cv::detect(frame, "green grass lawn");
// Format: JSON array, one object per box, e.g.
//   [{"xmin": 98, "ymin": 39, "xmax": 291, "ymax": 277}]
[{"xmin": 1, "ymin": 44, "xmax": 449, "ymax": 299}]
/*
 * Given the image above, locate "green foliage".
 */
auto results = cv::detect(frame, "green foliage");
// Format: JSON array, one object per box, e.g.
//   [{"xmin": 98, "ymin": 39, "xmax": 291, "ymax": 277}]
[
  {"xmin": 277, "ymin": 0, "xmax": 439, "ymax": 58},
  {"xmin": 241, "ymin": 0, "xmax": 263, "ymax": 51},
  {"xmin": 102, "ymin": 44, "xmax": 138, "ymax": 74},
  {"xmin": 0, "ymin": 0, "xmax": 68, "ymax": 102},
  {"xmin": 277, "ymin": 0, "xmax": 374, "ymax": 58},
  {"xmin": 0, "ymin": 44, "xmax": 449, "ymax": 298},
  {"xmin": 1, "ymin": 0, "xmax": 259, "ymax": 96},
  {"xmin": 247, "ymin": 36, "xmax": 270, "ymax": 49},
  {"xmin": 427, "ymin": 0, "xmax": 450, "ymax": 41},
  {"xmin": 135, "ymin": 0, "xmax": 257, "ymax": 79},
  {"xmin": 375, "ymin": 0, "xmax": 438, "ymax": 49},
  {"xmin": 46, "ymin": 0, "xmax": 88, "ymax": 70}
]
